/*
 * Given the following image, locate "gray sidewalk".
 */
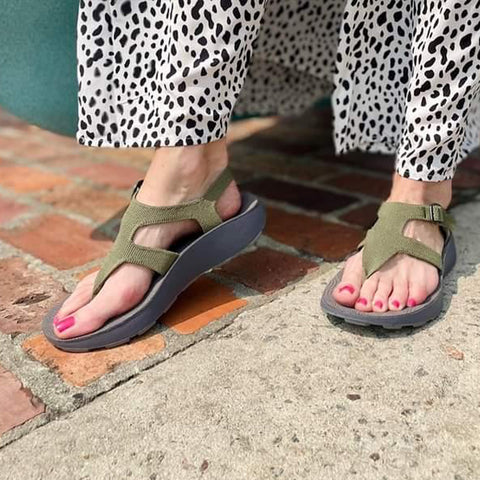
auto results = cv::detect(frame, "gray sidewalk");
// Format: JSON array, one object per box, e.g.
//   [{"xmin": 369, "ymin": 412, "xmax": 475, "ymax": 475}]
[{"xmin": 1, "ymin": 200, "xmax": 480, "ymax": 480}]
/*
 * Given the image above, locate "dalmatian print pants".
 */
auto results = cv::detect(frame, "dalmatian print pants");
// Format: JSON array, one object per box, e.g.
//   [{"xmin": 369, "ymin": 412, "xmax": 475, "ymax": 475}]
[{"xmin": 77, "ymin": 0, "xmax": 480, "ymax": 182}]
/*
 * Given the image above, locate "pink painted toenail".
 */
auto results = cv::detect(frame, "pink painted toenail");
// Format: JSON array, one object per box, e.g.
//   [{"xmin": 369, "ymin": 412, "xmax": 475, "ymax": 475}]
[
  {"xmin": 356, "ymin": 298, "xmax": 367, "ymax": 305},
  {"xmin": 374, "ymin": 300, "xmax": 383, "ymax": 309},
  {"xmin": 392, "ymin": 300, "xmax": 400, "ymax": 309},
  {"xmin": 53, "ymin": 315, "xmax": 61, "ymax": 326},
  {"xmin": 407, "ymin": 299, "xmax": 417, "ymax": 308},
  {"xmin": 56, "ymin": 316, "xmax": 75, "ymax": 333},
  {"xmin": 339, "ymin": 285, "xmax": 355, "ymax": 294}
]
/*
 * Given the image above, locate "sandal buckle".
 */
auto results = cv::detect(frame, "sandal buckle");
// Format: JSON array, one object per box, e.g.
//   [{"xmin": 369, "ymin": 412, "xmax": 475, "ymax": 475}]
[{"xmin": 428, "ymin": 204, "xmax": 444, "ymax": 223}]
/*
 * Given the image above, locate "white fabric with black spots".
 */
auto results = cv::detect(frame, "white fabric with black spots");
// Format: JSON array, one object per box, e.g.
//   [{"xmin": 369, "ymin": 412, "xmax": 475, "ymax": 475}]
[{"xmin": 77, "ymin": 0, "xmax": 480, "ymax": 182}]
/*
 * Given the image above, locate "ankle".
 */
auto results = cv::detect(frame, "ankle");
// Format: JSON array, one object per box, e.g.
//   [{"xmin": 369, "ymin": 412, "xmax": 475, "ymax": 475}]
[
  {"xmin": 388, "ymin": 173, "xmax": 452, "ymax": 209},
  {"xmin": 139, "ymin": 139, "xmax": 229, "ymax": 206}
]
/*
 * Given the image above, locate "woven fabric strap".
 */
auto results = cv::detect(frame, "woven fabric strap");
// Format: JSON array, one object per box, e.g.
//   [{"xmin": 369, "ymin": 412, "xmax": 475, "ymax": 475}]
[
  {"xmin": 92, "ymin": 167, "xmax": 234, "ymax": 295},
  {"xmin": 361, "ymin": 202, "xmax": 454, "ymax": 279}
]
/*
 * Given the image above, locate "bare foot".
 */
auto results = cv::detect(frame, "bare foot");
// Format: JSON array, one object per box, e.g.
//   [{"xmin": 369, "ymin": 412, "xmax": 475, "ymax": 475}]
[
  {"xmin": 333, "ymin": 174, "xmax": 452, "ymax": 313},
  {"xmin": 54, "ymin": 140, "xmax": 241, "ymax": 338}
]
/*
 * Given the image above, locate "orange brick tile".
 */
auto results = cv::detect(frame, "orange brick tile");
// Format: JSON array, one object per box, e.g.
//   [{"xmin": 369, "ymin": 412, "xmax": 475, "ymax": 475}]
[
  {"xmin": 265, "ymin": 207, "xmax": 364, "ymax": 261},
  {"xmin": 69, "ymin": 162, "xmax": 144, "ymax": 189},
  {"xmin": 39, "ymin": 185, "xmax": 128, "ymax": 222},
  {"xmin": 0, "ymin": 214, "xmax": 112, "ymax": 270},
  {"xmin": 0, "ymin": 163, "xmax": 70, "ymax": 193},
  {"xmin": 0, "ymin": 365, "xmax": 45, "ymax": 435},
  {"xmin": 23, "ymin": 333, "xmax": 166, "ymax": 387},
  {"xmin": 163, "ymin": 277, "xmax": 247, "ymax": 334}
]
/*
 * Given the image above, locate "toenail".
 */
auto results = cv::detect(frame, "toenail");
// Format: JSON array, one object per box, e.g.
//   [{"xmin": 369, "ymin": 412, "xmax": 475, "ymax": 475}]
[
  {"xmin": 392, "ymin": 300, "xmax": 400, "ymax": 309},
  {"xmin": 356, "ymin": 298, "xmax": 367, "ymax": 305},
  {"xmin": 56, "ymin": 316, "xmax": 75, "ymax": 333},
  {"xmin": 339, "ymin": 284, "xmax": 355, "ymax": 294},
  {"xmin": 374, "ymin": 300, "xmax": 383, "ymax": 309},
  {"xmin": 407, "ymin": 299, "xmax": 417, "ymax": 308},
  {"xmin": 53, "ymin": 315, "xmax": 61, "ymax": 326}
]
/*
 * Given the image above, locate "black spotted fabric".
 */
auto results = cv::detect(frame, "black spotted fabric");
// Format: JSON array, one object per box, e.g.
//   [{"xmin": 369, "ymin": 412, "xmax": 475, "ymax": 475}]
[
  {"xmin": 77, "ymin": 0, "xmax": 480, "ymax": 182},
  {"xmin": 334, "ymin": 1, "xmax": 480, "ymax": 181}
]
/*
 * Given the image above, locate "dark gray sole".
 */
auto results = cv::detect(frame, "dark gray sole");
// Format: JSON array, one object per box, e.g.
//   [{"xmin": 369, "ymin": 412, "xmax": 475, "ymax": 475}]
[
  {"xmin": 43, "ymin": 192, "xmax": 266, "ymax": 352},
  {"xmin": 320, "ymin": 234, "xmax": 456, "ymax": 329}
]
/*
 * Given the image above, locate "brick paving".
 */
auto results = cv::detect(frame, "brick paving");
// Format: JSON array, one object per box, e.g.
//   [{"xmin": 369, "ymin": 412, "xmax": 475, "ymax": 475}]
[{"xmin": 1, "ymin": 105, "xmax": 480, "ymax": 443}]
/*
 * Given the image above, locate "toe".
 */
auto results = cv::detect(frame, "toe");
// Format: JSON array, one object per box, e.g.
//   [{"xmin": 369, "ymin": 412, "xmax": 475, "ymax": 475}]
[
  {"xmin": 355, "ymin": 274, "xmax": 379, "ymax": 312},
  {"xmin": 388, "ymin": 277, "xmax": 408, "ymax": 311},
  {"xmin": 54, "ymin": 274, "xmax": 147, "ymax": 339},
  {"xmin": 333, "ymin": 253, "xmax": 363, "ymax": 307},
  {"xmin": 372, "ymin": 276, "xmax": 393, "ymax": 313},
  {"xmin": 54, "ymin": 272, "xmax": 97, "ymax": 323},
  {"xmin": 406, "ymin": 278, "xmax": 429, "ymax": 308}
]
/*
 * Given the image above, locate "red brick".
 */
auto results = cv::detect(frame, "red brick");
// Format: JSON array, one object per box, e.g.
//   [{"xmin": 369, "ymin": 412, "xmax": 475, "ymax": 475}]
[
  {"xmin": 231, "ymin": 167, "xmax": 256, "ymax": 183},
  {"xmin": 69, "ymin": 162, "xmax": 144, "ymax": 189},
  {"xmin": 95, "ymin": 147, "xmax": 154, "ymax": 167},
  {"xmin": 40, "ymin": 185, "xmax": 128, "ymax": 222},
  {"xmin": 304, "ymin": 104, "xmax": 334, "ymax": 131},
  {"xmin": 0, "ymin": 195, "xmax": 30, "ymax": 224},
  {"xmin": 218, "ymin": 247, "xmax": 318, "ymax": 294},
  {"xmin": 265, "ymin": 207, "xmax": 364, "ymax": 260},
  {"xmin": 317, "ymin": 150, "xmax": 395, "ymax": 173},
  {"xmin": 340, "ymin": 204, "xmax": 379, "ymax": 229},
  {"xmin": 0, "ymin": 364, "xmax": 45, "ymax": 436},
  {"xmin": 13, "ymin": 142, "xmax": 68, "ymax": 161},
  {"xmin": 0, "ymin": 214, "xmax": 112, "ymax": 270},
  {"xmin": 453, "ymin": 169, "xmax": 480, "ymax": 190},
  {"xmin": 458, "ymin": 154, "xmax": 480, "ymax": 172},
  {"xmin": 0, "ymin": 258, "xmax": 67, "ymax": 334},
  {"xmin": 0, "ymin": 163, "xmax": 70, "ymax": 193},
  {"xmin": 327, "ymin": 173, "xmax": 391, "ymax": 199},
  {"xmin": 38, "ymin": 154, "xmax": 96, "ymax": 170},
  {"xmin": 34, "ymin": 130, "xmax": 79, "ymax": 149},
  {"xmin": 243, "ymin": 178, "xmax": 357, "ymax": 213},
  {"xmin": 0, "ymin": 135, "xmax": 23, "ymax": 152},
  {"xmin": 231, "ymin": 152, "xmax": 338, "ymax": 182},
  {"xmin": 163, "ymin": 277, "xmax": 247, "ymax": 334},
  {"xmin": 239, "ymin": 125, "xmax": 331, "ymax": 155},
  {"xmin": 23, "ymin": 333, "xmax": 165, "ymax": 387}
]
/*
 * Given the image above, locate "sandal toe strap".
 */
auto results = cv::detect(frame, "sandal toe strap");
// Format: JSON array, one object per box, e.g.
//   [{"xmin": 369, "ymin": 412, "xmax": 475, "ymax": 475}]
[
  {"xmin": 92, "ymin": 167, "xmax": 234, "ymax": 295},
  {"xmin": 361, "ymin": 202, "xmax": 454, "ymax": 278}
]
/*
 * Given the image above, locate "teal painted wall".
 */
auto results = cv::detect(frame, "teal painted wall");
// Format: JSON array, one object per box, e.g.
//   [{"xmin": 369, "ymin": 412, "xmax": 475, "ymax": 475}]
[{"xmin": 0, "ymin": 1, "xmax": 79, "ymax": 137}]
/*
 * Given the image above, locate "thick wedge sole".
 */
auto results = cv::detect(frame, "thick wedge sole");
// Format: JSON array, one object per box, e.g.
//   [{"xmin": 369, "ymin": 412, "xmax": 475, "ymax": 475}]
[
  {"xmin": 43, "ymin": 192, "xmax": 265, "ymax": 352},
  {"xmin": 320, "ymin": 234, "xmax": 456, "ymax": 329}
]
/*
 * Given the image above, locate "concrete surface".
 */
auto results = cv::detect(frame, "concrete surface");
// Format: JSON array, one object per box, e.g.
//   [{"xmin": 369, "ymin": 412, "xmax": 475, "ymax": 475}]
[{"xmin": 1, "ymin": 200, "xmax": 480, "ymax": 480}]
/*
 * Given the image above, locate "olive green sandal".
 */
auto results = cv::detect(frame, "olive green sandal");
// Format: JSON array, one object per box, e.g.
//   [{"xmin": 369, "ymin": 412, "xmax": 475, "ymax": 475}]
[
  {"xmin": 43, "ymin": 167, "xmax": 266, "ymax": 352},
  {"xmin": 321, "ymin": 202, "xmax": 456, "ymax": 329}
]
